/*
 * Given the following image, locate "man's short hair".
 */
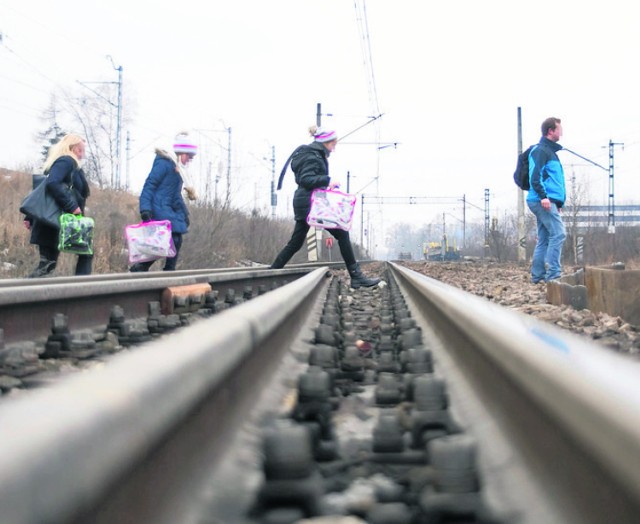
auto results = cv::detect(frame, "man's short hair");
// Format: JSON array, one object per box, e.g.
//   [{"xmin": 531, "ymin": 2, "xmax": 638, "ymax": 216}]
[{"xmin": 541, "ymin": 117, "xmax": 561, "ymax": 136}]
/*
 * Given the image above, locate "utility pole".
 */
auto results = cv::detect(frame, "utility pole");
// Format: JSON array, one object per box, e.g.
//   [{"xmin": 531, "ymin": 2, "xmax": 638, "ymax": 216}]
[
  {"xmin": 270, "ymin": 145, "xmax": 276, "ymax": 219},
  {"xmin": 125, "ymin": 130, "xmax": 131, "ymax": 190},
  {"xmin": 442, "ymin": 213, "xmax": 446, "ymax": 261},
  {"xmin": 77, "ymin": 57, "xmax": 122, "ymax": 188},
  {"xmin": 205, "ymin": 161, "xmax": 212, "ymax": 205},
  {"xmin": 226, "ymin": 127, "xmax": 232, "ymax": 203},
  {"xmin": 215, "ymin": 161, "xmax": 222, "ymax": 205},
  {"xmin": 361, "ymin": 194, "xmax": 365, "ymax": 248},
  {"xmin": 607, "ymin": 140, "xmax": 624, "ymax": 233},
  {"xmin": 516, "ymin": 107, "xmax": 526, "ymax": 262},
  {"xmin": 196, "ymin": 125, "xmax": 231, "ymax": 205},
  {"xmin": 305, "ymin": 103, "xmax": 322, "ymax": 262},
  {"xmin": 107, "ymin": 56, "xmax": 123, "ymax": 189},
  {"xmin": 484, "ymin": 188, "xmax": 490, "ymax": 259},
  {"xmin": 461, "ymin": 194, "xmax": 467, "ymax": 250}
]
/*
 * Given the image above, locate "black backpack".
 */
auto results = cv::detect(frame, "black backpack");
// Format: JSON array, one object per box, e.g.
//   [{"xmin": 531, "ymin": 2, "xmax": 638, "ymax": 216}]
[{"xmin": 513, "ymin": 145, "xmax": 535, "ymax": 190}]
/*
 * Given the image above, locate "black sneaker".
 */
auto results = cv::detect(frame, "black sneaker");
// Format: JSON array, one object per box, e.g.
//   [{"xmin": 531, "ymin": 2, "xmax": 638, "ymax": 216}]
[{"xmin": 27, "ymin": 261, "xmax": 56, "ymax": 278}]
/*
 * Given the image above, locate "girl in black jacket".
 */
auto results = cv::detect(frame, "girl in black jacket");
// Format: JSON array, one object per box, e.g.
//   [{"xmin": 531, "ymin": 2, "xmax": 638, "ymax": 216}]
[
  {"xmin": 24, "ymin": 134, "xmax": 92, "ymax": 278},
  {"xmin": 271, "ymin": 126, "xmax": 379, "ymax": 288}
]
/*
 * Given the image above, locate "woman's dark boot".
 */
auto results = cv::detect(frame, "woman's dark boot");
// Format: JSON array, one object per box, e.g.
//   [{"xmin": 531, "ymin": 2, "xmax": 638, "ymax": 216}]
[
  {"xmin": 129, "ymin": 262, "xmax": 151, "ymax": 272},
  {"xmin": 28, "ymin": 257, "xmax": 56, "ymax": 278},
  {"xmin": 347, "ymin": 263, "xmax": 380, "ymax": 289},
  {"xmin": 270, "ymin": 251, "xmax": 292, "ymax": 269}
]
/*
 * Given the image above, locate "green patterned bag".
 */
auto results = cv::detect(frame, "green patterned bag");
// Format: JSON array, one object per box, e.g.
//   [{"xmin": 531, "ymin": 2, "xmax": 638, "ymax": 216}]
[{"xmin": 58, "ymin": 213, "xmax": 94, "ymax": 255}]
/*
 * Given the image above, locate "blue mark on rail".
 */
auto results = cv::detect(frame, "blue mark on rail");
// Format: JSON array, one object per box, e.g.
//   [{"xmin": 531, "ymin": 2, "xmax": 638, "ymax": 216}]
[{"xmin": 530, "ymin": 327, "xmax": 570, "ymax": 353}]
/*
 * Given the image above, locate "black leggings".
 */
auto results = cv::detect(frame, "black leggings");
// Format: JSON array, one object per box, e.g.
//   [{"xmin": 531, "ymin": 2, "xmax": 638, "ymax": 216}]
[{"xmin": 271, "ymin": 220, "xmax": 356, "ymax": 268}]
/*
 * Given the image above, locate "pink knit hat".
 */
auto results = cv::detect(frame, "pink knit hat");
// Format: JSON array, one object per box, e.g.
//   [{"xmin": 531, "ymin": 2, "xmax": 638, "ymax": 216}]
[
  {"xmin": 173, "ymin": 132, "xmax": 198, "ymax": 155},
  {"xmin": 313, "ymin": 127, "xmax": 337, "ymax": 143}
]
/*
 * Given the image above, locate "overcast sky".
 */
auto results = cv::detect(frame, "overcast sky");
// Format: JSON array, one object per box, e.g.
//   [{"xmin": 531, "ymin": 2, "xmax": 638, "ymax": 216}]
[{"xmin": 2, "ymin": 0, "xmax": 639, "ymax": 256}]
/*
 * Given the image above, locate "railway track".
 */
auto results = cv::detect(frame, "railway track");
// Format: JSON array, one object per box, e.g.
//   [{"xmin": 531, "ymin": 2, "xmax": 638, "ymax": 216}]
[
  {"xmin": 0, "ymin": 263, "xmax": 639, "ymax": 523},
  {"xmin": 0, "ymin": 263, "xmax": 344, "ymax": 346}
]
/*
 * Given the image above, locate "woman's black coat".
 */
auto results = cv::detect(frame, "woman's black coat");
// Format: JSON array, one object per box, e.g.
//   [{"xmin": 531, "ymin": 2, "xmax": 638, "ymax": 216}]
[
  {"xmin": 29, "ymin": 156, "xmax": 90, "ymax": 249},
  {"xmin": 290, "ymin": 141, "xmax": 331, "ymax": 221}
]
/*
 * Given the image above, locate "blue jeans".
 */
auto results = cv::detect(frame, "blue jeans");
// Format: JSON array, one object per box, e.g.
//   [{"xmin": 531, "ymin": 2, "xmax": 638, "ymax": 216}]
[{"xmin": 528, "ymin": 200, "xmax": 566, "ymax": 282}]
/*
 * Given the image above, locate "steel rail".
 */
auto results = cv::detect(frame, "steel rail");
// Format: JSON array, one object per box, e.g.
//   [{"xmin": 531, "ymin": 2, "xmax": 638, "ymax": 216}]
[
  {"xmin": 0, "ymin": 267, "xmax": 252, "ymax": 288},
  {"xmin": 0, "ymin": 267, "xmax": 317, "ymax": 345},
  {"xmin": 389, "ymin": 262, "xmax": 640, "ymax": 523},
  {"xmin": 0, "ymin": 267, "xmax": 331, "ymax": 524},
  {"xmin": 0, "ymin": 261, "xmax": 346, "ymax": 289}
]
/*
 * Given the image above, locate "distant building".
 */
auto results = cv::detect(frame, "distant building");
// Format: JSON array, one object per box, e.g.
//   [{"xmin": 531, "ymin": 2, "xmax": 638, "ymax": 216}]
[{"xmin": 563, "ymin": 205, "xmax": 640, "ymax": 231}]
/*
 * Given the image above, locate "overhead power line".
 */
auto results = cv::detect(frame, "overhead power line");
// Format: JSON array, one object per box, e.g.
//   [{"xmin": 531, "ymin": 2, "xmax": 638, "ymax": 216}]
[
  {"xmin": 353, "ymin": 0, "xmax": 380, "ymax": 115},
  {"xmin": 0, "ymin": 34, "xmax": 62, "ymax": 91}
]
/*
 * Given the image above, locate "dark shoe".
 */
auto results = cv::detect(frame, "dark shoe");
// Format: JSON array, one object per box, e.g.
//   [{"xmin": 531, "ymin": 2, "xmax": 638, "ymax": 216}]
[
  {"xmin": 129, "ymin": 263, "xmax": 150, "ymax": 273},
  {"xmin": 347, "ymin": 263, "xmax": 381, "ymax": 289},
  {"xmin": 269, "ymin": 253, "xmax": 289, "ymax": 269},
  {"xmin": 28, "ymin": 260, "xmax": 56, "ymax": 278}
]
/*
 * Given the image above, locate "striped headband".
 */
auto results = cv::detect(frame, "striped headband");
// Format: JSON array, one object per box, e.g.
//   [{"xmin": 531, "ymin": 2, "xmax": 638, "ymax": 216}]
[
  {"xmin": 314, "ymin": 129, "xmax": 337, "ymax": 143},
  {"xmin": 173, "ymin": 133, "xmax": 198, "ymax": 155}
]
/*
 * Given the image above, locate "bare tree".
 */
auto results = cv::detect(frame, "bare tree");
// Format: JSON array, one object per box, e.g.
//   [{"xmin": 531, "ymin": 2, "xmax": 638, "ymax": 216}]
[
  {"xmin": 36, "ymin": 96, "xmax": 66, "ymax": 166},
  {"xmin": 61, "ymin": 85, "xmax": 114, "ymax": 188},
  {"xmin": 564, "ymin": 168, "xmax": 590, "ymax": 265},
  {"xmin": 36, "ymin": 79, "xmax": 133, "ymax": 189}
]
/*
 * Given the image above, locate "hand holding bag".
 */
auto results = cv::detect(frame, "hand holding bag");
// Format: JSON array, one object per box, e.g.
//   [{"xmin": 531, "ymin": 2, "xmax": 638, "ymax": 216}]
[
  {"xmin": 19, "ymin": 176, "xmax": 63, "ymax": 229},
  {"xmin": 125, "ymin": 220, "xmax": 176, "ymax": 264},
  {"xmin": 58, "ymin": 213, "xmax": 95, "ymax": 255},
  {"xmin": 307, "ymin": 189, "xmax": 357, "ymax": 231}
]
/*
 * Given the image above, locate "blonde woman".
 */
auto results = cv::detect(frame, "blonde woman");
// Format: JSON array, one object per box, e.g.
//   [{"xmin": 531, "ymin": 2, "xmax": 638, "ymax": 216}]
[{"xmin": 24, "ymin": 133, "xmax": 92, "ymax": 277}]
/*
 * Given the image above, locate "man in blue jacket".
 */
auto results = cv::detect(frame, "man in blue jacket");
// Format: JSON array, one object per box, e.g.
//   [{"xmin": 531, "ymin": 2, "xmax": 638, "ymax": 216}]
[
  {"xmin": 129, "ymin": 132, "xmax": 198, "ymax": 272},
  {"xmin": 526, "ymin": 117, "xmax": 566, "ymax": 283}
]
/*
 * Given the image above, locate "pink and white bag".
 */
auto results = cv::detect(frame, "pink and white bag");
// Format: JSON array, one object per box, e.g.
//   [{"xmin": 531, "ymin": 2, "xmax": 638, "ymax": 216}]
[
  {"xmin": 125, "ymin": 220, "xmax": 176, "ymax": 264},
  {"xmin": 306, "ymin": 189, "xmax": 357, "ymax": 231}
]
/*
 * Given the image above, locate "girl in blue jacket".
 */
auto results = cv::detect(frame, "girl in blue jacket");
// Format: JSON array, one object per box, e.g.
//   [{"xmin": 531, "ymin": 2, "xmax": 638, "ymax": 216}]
[{"xmin": 129, "ymin": 133, "xmax": 198, "ymax": 272}]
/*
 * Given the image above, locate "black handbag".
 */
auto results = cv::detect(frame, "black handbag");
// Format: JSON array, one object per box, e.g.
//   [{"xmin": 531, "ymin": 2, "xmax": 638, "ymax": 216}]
[{"xmin": 19, "ymin": 175, "xmax": 63, "ymax": 229}]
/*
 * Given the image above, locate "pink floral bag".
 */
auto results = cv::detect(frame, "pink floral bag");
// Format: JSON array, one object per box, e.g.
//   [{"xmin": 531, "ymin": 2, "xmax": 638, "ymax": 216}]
[
  {"xmin": 307, "ymin": 189, "xmax": 357, "ymax": 231},
  {"xmin": 125, "ymin": 220, "xmax": 176, "ymax": 264}
]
